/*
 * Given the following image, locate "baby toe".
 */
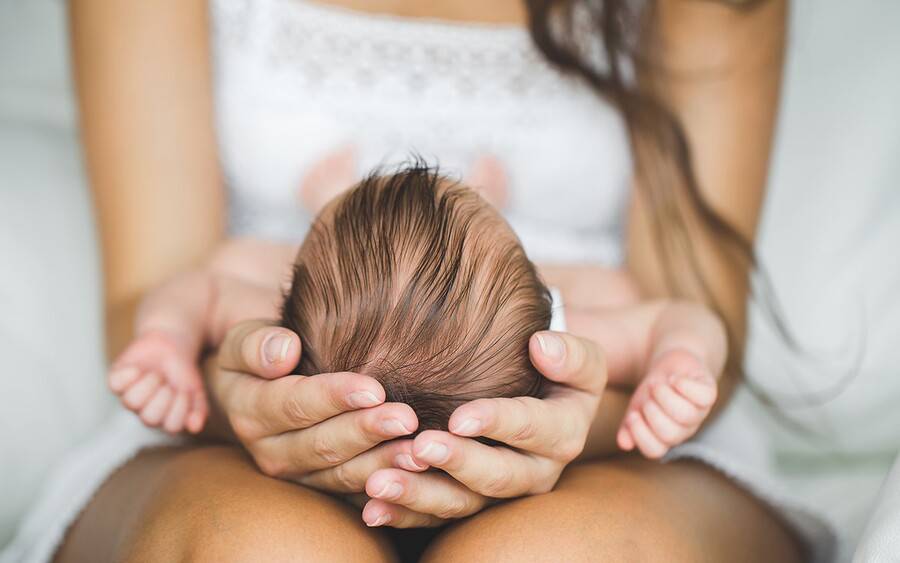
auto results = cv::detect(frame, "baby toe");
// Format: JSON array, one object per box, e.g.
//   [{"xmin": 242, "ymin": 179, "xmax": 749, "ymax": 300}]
[
  {"xmin": 616, "ymin": 426, "xmax": 635, "ymax": 451},
  {"xmin": 162, "ymin": 391, "xmax": 190, "ymax": 434},
  {"xmin": 122, "ymin": 372, "xmax": 162, "ymax": 410},
  {"xmin": 185, "ymin": 393, "xmax": 209, "ymax": 434},
  {"xmin": 626, "ymin": 412, "xmax": 668, "ymax": 459},
  {"xmin": 140, "ymin": 386, "xmax": 174, "ymax": 426},
  {"xmin": 651, "ymin": 383, "xmax": 702, "ymax": 426},
  {"xmin": 642, "ymin": 400, "xmax": 684, "ymax": 446},
  {"xmin": 674, "ymin": 376, "xmax": 718, "ymax": 408},
  {"xmin": 108, "ymin": 366, "xmax": 141, "ymax": 394}
]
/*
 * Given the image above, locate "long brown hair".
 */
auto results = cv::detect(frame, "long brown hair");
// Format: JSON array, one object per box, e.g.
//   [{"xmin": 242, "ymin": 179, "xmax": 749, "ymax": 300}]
[
  {"xmin": 524, "ymin": 1, "xmax": 868, "ymax": 417},
  {"xmin": 524, "ymin": 0, "xmax": 775, "ymax": 379}
]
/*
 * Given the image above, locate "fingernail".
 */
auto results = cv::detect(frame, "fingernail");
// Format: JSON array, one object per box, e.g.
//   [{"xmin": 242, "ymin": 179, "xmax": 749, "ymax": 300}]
[
  {"xmin": 367, "ymin": 513, "xmax": 391, "ymax": 527},
  {"xmin": 375, "ymin": 481, "xmax": 403, "ymax": 500},
  {"xmin": 394, "ymin": 454, "xmax": 427, "ymax": 471},
  {"xmin": 347, "ymin": 391, "xmax": 381, "ymax": 408},
  {"xmin": 537, "ymin": 333, "xmax": 565, "ymax": 362},
  {"xmin": 451, "ymin": 418, "xmax": 481, "ymax": 436},
  {"xmin": 381, "ymin": 418, "xmax": 412, "ymax": 436},
  {"xmin": 263, "ymin": 334, "xmax": 292, "ymax": 364},
  {"xmin": 416, "ymin": 441, "xmax": 449, "ymax": 464}
]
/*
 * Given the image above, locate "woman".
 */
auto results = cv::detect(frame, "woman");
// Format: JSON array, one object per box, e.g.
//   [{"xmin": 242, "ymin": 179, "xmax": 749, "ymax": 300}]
[{"xmin": 10, "ymin": 0, "xmax": 811, "ymax": 561}]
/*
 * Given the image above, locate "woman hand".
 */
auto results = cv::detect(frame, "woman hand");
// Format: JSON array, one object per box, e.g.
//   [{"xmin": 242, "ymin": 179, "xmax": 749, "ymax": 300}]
[
  {"xmin": 207, "ymin": 320, "xmax": 427, "ymax": 491},
  {"xmin": 359, "ymin": 331, "xmax": 608, "ymax": 528}
]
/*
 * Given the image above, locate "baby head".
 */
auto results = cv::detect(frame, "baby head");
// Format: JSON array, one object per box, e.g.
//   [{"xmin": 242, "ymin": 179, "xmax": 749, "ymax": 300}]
[{"xmin": 281, "ymin": 164, "xmax": 551, "ymax": 432}]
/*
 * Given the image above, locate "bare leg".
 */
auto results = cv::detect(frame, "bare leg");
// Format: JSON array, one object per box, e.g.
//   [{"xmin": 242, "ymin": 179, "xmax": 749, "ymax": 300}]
[
  {"xmin": 54, "ymin": 445, "xmax": 397, "ymax": 563},
  {"xmin": 423, "ymin": 457, "xmax": 804, "ymax": 562}
]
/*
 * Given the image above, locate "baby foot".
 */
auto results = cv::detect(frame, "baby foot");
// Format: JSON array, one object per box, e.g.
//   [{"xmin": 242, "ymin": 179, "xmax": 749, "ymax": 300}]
[
  {"xmin": 298, "ymin": 144, "xmax": 358, "ymax": 215},
  {"xmin": 108, "ymin": 330, "xmax": 208, "ymax": 435},
  {"xmin": 617, "ymin": 349, "xmax": 718, "ymax": 459},
  {"xmin": 466, "ymin": 154, "xmax": 510, "ymax": 210}
]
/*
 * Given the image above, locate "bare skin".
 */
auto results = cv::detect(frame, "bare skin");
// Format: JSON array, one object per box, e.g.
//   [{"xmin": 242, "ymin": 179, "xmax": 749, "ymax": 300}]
[
  {"xmin": 56, "ymin": 447, "xmax": 802, "ymax": 562},
  {"xmin": 61, "ymin": 0, "xmax": 798, "ymax": 560},
  {"xmin": 55, "ymin": 447, "xmax": 398, "ymax": 563}
]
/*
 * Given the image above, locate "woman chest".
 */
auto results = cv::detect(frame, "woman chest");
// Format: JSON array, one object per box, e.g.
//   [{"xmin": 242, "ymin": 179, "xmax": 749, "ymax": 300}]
[{"xmin": 211, "ymin": 0, "xmax": 633, "ymax": 264}]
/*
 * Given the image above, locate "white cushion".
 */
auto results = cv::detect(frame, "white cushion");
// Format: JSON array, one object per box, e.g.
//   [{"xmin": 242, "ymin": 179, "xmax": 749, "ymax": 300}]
[{"xmin": 0, "ymin": 122, "xmax": 113, "ymax": 546}]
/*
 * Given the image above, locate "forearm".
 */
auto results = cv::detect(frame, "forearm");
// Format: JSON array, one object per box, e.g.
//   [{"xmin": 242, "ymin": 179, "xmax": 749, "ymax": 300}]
[{"xmin": 71, "ymin": 0, "xmax": 226, "ymax": 360}]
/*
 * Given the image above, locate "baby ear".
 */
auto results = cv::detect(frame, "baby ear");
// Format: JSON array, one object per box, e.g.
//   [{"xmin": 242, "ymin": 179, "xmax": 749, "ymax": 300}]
[
  {"xmin": 298, "ymin": 144, "xmax": 359, "ymax": 214},
  {"xmin": 466, "ymin": 154, "xmax": 509, "ymax": 210}
]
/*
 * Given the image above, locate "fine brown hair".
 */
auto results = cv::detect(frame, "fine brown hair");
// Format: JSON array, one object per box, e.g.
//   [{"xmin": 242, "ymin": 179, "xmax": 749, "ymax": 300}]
[{"xmin": 281, "ymin": 164, "xmax": 551, "ymax": 431}]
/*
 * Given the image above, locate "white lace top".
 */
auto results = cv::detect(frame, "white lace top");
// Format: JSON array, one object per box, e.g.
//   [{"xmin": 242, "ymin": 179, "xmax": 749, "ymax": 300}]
[{"xmin": 211, "ymin": 0, "xmax": 632, "ymax": 264}]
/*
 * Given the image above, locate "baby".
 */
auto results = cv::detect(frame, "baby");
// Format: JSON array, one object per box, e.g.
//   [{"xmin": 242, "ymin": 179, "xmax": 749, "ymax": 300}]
[{"xmin": 108, "ymin": 164, "xmax": 725, "ymax": 457}]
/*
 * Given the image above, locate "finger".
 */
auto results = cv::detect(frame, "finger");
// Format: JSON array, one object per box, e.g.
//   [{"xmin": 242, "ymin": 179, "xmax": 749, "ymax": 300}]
[
  {"xmin": 642, "ymin": 400, "xmax": 687, "ymax": 446},
  {"xmin": 218, "ymin": 320, "xmax": 301, "ymax": 379},
  {"xmin": 247, "ymin": 371, "xmax": 386, "ymax": 436},
  {"xmin": 185, "ymin": 391, "xmax": 207, "ymax": 434},
  {"xmin": 529, "ymin": 331, "xmax": 607, "ymax": 395},
  {"xmin": 256, "ymin": 402, "xmax": 417, "ymax": 477},
  {"xmin": 651, "ymin": 382, "xmax": 703, "ymax": 426},
  {"xmin": 448, "ymin": 396, "xmax": 582, "ymax": 460},
  {"xmin": 366, "ymin": 468, "xmax": 488, "ymax": 520},
  {"xmin": 411, "ymin": 431, "xmax": 551, "ymax": 498},
  {"xmin": 673, "ymin": 376, "xmax": 717, "ymax": 408},
  {"xmin": 163, "ymin": 391, "xmax": 190, "ymax": 434},
  {"xmin": 617, "ymin": 425, "xmax": 635, "ymax": 451},
  {"xmin": 362, "ymin": 499, "xmax": 445, "ymax": 529},
  {"xmin": 108, "ymin": 366, "xmax": 141, "ymax": 394},
  {"xmin": 625, "ymin": 412, "xmax": 668, "ymax": 459},
  {"xmin": 298, "ymin": 440, "xmax": 423, "ymax": 494},
  {"xmin": 122, "ymin": 372, "xmax": 162, "ymax": 410},
  {"xmin": 140, "ymin": 386, "xmax": 174, "ymax": 427}
]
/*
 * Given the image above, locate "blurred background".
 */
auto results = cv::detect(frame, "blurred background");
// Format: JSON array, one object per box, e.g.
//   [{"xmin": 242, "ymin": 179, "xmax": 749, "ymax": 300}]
[{"xmin": 1, "ymin": 0, "xmax": 898, "ymax": 558}]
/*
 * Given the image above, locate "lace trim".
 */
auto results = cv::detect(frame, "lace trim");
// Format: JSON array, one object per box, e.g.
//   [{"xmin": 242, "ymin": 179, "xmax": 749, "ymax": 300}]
[{"xmin": 213, "ymin": 0, "xmax": 578, "ymax": 100}]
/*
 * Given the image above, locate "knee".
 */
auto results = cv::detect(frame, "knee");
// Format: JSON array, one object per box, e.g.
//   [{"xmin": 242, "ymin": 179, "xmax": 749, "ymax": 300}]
[
  {"xmin": 122, "ymin": 447, "xmax": 392, "ymax": 563},
  {"xmin": 424, "ymin": 461, "xmax": 698, "ymax": 562}
]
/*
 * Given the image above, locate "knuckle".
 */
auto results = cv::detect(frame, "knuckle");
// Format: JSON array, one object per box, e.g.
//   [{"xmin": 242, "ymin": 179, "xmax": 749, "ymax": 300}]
[
  {"xmin": 555, "ymin": 437, "xmax": 584, "ymax": 462},
  {"xmin": 330, "ymin": 461, "xmax": 358, "ymax": 492},
  {"xmin": 255, "ymin": 453, "xmax": 287, "ymax": 479},
  {"xmin": 229, "ymin": 414, "xmax": 258, "ymax": 440},
  {"xmin": 282, "ymin": 394, "xmax": 314, "ymax": 427},
  {"xmin": 509, "ymin": 417, "xmax": 539, "ymax": 444},
  {"xmin": 311, "ymin": 432, "xmax": 343, "ymax": 465},
  {"xmin": 529, "ymin": 474, "xmax": 558, "ymax": 495},
  {"xmin": 434, "ymin": 496, "xmax": 469, "ymax": 519},
  {"xmin": 479, "ymin": 470, "xmax": 513, "ymax": 498}
]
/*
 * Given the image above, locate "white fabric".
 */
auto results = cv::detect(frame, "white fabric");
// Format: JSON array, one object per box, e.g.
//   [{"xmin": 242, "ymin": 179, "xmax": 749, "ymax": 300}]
[
  {"xmin": 0, "ymin": 124, "xmax": 114, "ymax": 550},
  {"xmin": 855, "ymin": 452, "xmax": 900, "ymax": 561}
]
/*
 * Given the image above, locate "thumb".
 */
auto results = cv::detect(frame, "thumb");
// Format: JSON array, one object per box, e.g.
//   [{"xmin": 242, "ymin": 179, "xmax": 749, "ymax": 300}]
[
  {"xmin": 218, "ymin": 319, "xmax": 301, "ymax": 379},
  {"xmin": 529, "ymin": 331, "xmax": 607, "ymax": 396}
]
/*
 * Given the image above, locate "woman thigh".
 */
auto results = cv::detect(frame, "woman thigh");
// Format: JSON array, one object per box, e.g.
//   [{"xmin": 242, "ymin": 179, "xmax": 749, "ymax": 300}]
[
  {"xmin": 54, "ymin": 445, "xmax": 397, "ymax": 563},
  {"xmin": 423, "ymin": 457, "xmax": 804, "ymax": 563}
]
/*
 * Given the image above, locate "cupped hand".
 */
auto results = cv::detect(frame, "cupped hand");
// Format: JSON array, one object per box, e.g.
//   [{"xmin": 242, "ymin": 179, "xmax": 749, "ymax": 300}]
[
  {"xmin": 360, "ymin": 331, "xmax": 607, "ymax": 528},
  {"xmin": 208, "ymin": 320, "xmax": 425, "ymax": 490}
]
